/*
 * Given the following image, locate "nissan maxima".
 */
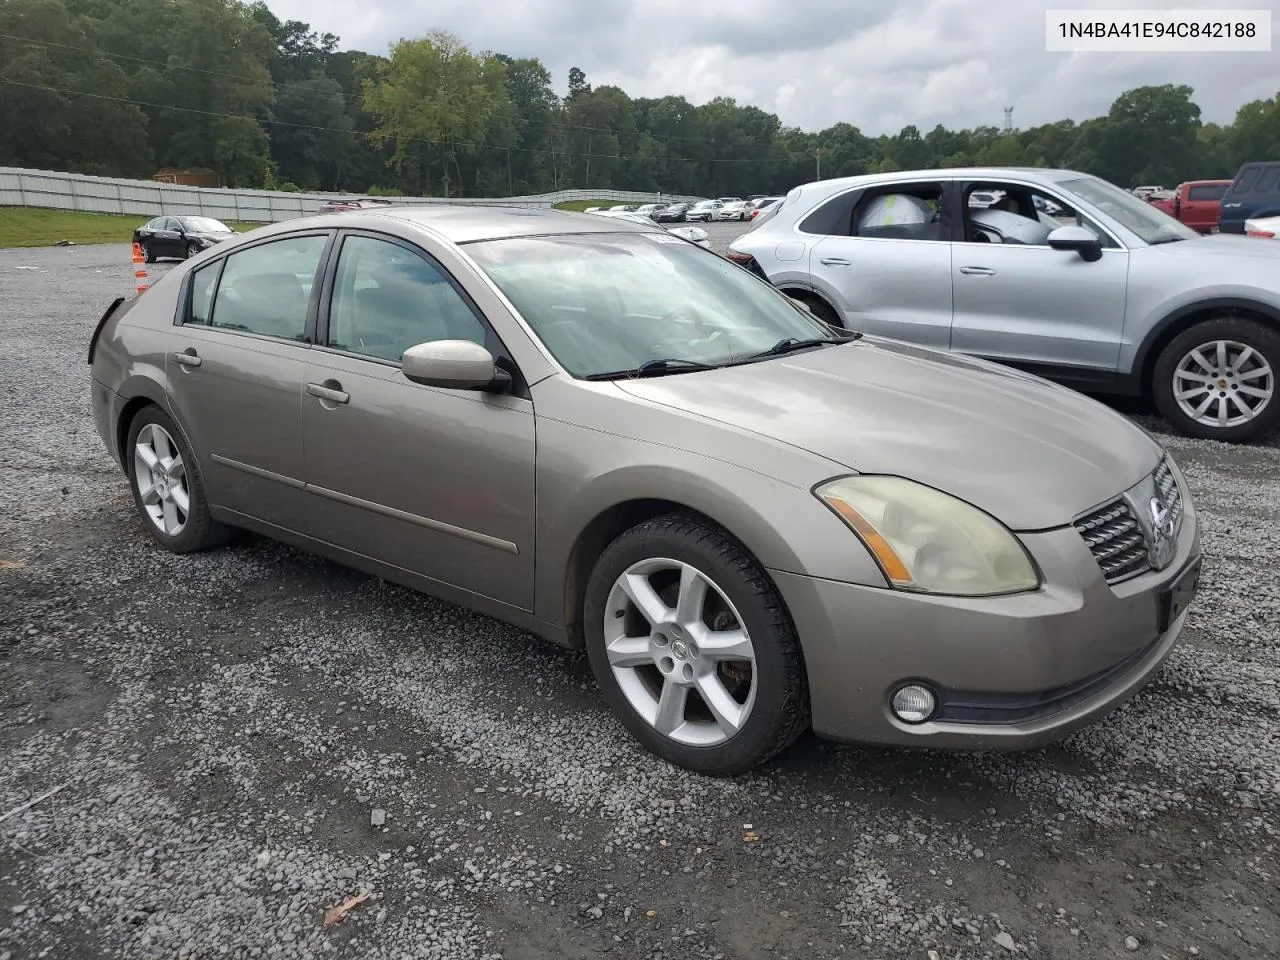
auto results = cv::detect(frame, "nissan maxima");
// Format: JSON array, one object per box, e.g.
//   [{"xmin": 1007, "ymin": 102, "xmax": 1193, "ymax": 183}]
[{"xmin": 88, "ymin": 206, "xmax": 1202, "ymax": 776}]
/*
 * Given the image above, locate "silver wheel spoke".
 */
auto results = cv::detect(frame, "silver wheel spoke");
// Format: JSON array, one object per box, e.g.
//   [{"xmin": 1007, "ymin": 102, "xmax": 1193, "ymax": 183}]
[
  {"xmin": 171, "ymin": 485, "xmax": 190, "ymax": 513},
  {"xmin": 1175, "ymin": 386, "xmax": 1209, "ymax": 401},
  {"xmin": 1190, "ymin": 348, "xmax": 1214, "ymax": 373},
  {"xmin": 1216, "ymin": 340, "xmax": 1228, "ymax": 371},
  {"xmin": 674, "ymin": 564, "xmax": 708, "ymax": 627},
  {"xmin": 167, "ymin": 453, "xmax": 185, "ymax": 480},
  {"xmin": 140, "ymin": 483, "xmax": 160, "ymax": 506},
  {"xmin": 697, "ymin": 628, "xmax": 753, "ymax": 662},
  {"xmin": 1217, "ymin": 397, "xmax": 1229, "ymax": 427},
  {"xmin": 152, "ymin": 428, "xmax": 174, "ymax": 463},
  {"xmin": 1227, "ymin": 393, "xmax": 1254, "ymax": 419},
  {"xmin": 162, "ymin": 499, "xmax": 181, "ymax": 534},
  {"xmin": 1237, "ymin": 364, "xmax": 1272, "ymax": 382},
  {"xmin": 620, "ymin": 573, "xmax": 670, "ymax": 628},
  {"xmin": 1229, "ymin": 346, "xmax": 1256, "ymax": 373},
  {"xmin": 1239, "ymin": 385, "xmax": 1270, "ymax": 399},
  {"xmin": 136, "ymin": 445, "xmax": 160, "ymax": 472},
  {"xmin": 695, "ymin": 673, "xmax": 746, "ymax": 735},
  {"xmin": 605, "ymin": 635, "xmax": 652, "ymax": 668},
  {"xmin": 1175, "ymin": 372, "xmax": 1214, "ymax": 385},
  {"xmin": 653, "ymin": 679, "xmax": 688, "ymax": 736},
  {"xmin": 1192, "ymin": 393, "xmax": 1215, "ymax": 418}
]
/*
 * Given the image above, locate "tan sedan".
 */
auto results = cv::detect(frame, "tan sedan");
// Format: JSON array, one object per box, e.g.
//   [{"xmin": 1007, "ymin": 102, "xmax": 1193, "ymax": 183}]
[{"xmin": 89, "ymin": 206, "xmax": 1202, "ymax": 775}]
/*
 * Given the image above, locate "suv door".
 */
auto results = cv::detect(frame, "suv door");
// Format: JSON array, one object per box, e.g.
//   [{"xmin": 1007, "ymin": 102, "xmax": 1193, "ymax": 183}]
[
  {"xmin": 948, "ymin": 180, "xmax": 1129, "ymax": 376},
  {"xmin": 301, "ymin": 231, "xmax": 537, "ymax": 611},
  {"xmin": 165, "ymin": 231, "xmax": 333, "ymax": 528},
  {"xmin": 806, "ymin": 180, "xmax": 954, "ymax": 349}
]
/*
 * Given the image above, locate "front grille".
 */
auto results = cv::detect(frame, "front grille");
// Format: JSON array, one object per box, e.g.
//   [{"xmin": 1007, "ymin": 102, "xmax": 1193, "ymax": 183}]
[
  {"xmin": 1074, "ymin": 458, "xmax": 1185, "ymax": 585},
  {"xmin": 1075, "ymin": 499, "xmax": 1150, "ymax": 583}
]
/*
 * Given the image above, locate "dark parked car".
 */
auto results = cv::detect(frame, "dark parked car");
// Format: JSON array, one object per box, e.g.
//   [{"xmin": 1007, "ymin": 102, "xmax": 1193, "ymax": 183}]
[
  {"xmin": 654, "ymin": 203, "xmax": 691, "ymax": 222},
  {"xmin": 317, "ymin": 198, "xmax": 398, "ymax": 214},
  {"xmin": 1219, "ymin": 161, "xmax": 1280, "ymax": 234},
  {"xmin": 132, "ymin": 216, "xmax": 236, "ymax": 263}
]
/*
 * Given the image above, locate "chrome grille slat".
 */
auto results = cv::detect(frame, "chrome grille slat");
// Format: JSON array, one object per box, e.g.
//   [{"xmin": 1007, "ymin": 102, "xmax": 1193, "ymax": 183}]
[{"xmin": 1074, "ymin": 499, "xmax": 1150, "ymax": 584}]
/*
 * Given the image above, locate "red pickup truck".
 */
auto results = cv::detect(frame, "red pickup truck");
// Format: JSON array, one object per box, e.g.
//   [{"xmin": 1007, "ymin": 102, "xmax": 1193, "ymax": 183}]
[{"xmin": 1148, "ymin": 179, "xmax": 1231, "ymax": 233}]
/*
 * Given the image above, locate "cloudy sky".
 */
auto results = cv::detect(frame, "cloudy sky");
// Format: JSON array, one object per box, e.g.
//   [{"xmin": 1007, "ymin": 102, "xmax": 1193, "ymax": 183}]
[{"xmin": 266, "ymin": 0, "xmax": 1278, "ymax": 134}]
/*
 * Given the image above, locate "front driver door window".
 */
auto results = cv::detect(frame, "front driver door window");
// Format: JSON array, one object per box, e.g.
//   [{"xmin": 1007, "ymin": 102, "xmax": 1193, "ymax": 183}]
[
  {"xmin": 806, "ymin": 181, "xmax": 954, "ymax": 349},
  {"xmin": 950, "ymin": 182, "xmax": 1128, "ymax": 373},
  {"xmin": 301, "ymin": 232, "xmax": 536, "ymax": 609}
]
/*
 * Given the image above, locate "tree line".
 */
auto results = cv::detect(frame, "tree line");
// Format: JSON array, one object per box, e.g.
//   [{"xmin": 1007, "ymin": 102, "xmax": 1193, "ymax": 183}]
[{"xmin": 2, "ymin": 0, "xmax": 1278, "ymax": 199}]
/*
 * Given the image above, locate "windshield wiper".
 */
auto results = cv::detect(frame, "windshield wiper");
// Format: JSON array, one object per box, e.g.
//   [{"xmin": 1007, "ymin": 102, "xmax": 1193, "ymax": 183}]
[
  {"xmin": 1149, "ymin": 236, "xmax": 1187, "ymax": 245},
  {"xmin": 740, "ymin": 332, "xmax": 862, "ymax": 362},
  {"xmin": 583, "ymin": 357, "xmax": 720, "ymax": 381}
]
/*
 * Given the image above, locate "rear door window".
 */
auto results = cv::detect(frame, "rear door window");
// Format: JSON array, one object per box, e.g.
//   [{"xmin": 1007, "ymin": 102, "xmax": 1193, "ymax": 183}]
[
  {"xmin": 1187, "ymin": 184, "xmax": 1227, "ymax": 202},
  {"xmin": 208, "ymin": 235, "xmax": 329, "ymax": 341}
]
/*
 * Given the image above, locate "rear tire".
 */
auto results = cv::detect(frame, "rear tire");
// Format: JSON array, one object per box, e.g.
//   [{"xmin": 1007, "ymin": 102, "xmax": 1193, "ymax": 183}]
[
  {"xmin": 584, "ymin": 512, "xmax": 810, "ymax": 776},
  {"xmin": 125, "ymin": 406, "xmax": 234, "ymax": 553},
  {"xmin": 1152, "ymin": 317, "xmax": 1279, "ymax": 442},
  {"xmin": 142, "ymin": 242, "xmax": 156, "ymax": 264},
  {"xmin": 185, "ymin": 241, "xmax": 200, "ymax": 259},
  {"xmin": 791, "ymin": 292, "xmax": 842, "ymax": 329}
]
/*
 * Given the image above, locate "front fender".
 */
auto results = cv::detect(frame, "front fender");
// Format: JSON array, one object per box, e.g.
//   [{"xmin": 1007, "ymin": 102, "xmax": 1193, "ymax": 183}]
[{"xmin": 531, "ymin": 419, "xmax": 889, "ymax": 628}]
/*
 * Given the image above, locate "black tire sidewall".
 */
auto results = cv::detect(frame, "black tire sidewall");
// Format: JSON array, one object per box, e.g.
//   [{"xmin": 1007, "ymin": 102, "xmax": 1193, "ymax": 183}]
[
  {"xmin": 1152, "ymin": 317, "xmax": 1280, "ymax": 442},
  {"xmin": 583, "ymin": 517, "xmax": 807, "ymax": 776},
  {"xmin": 124, "ymin": 405, "xmax": 220, "ymax": 553}
]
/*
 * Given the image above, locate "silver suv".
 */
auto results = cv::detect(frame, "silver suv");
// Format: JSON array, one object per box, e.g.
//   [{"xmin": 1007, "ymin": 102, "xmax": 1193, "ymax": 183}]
[{"xmin": 728, "ymin": 167, "xmax": 1280, "ymax": 442}]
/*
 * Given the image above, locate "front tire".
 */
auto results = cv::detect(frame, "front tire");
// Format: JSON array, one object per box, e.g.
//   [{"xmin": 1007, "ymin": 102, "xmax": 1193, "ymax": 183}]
[
  {"xmin": 583, "ymin": 512, "xmax": 810, "ymax": 776},
  {"xmin": 142, "ymin": 242, "xmax": 156, "ymax": 264},
  {"xmin": 125, "ymin": 406, "xmax": 233, "ymax": 553},
  {"xmin": 1152, "ymin": 317, "xmax": 1279, "ymax": 442},
  {"xmin": 185, "ymin": 241, "xmax": 200, "ymax": 259}
]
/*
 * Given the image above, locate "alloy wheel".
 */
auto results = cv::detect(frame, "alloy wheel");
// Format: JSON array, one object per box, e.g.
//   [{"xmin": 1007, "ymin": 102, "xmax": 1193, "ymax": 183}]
[
  {"xmin": 1173, "ymin": 339, "xmax": 1274, "ymax": 429},
  {"xmin": 602, "ymin": 557, "xmax": 757, "ymax": 746},
  {"xmin": 133, "ymin": 422, "xmax": 190, "ymax": 536}
]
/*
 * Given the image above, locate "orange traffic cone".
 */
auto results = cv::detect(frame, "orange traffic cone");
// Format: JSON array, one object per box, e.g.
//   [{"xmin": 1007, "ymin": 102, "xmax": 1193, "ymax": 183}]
[{"xmin": 131, "ymin": 242, "xmax": 150, "ymax": 295}]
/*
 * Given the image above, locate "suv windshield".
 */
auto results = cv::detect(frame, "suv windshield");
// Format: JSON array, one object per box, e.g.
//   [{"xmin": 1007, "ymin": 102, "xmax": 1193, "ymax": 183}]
[
  {"xmin": 1058, "ymin": 176, "xmax": 1199, "ymax": 244},
  {"xmin": 466, "ymin": 232, "xmax": 840, "ymax": 377}
]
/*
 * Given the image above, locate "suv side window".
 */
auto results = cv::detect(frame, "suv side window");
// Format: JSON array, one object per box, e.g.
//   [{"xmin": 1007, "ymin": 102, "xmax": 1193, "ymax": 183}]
[
  {"xmin": 326, "ymin": 235, "xmax": 487, "ymax": 363},
  {"xmin": 850, "ymin": 183, "xmax": 947, "ymax": 241},
  {"xmin": 208, "ymin": 235, "xmax": 328, "ymax": 341}
]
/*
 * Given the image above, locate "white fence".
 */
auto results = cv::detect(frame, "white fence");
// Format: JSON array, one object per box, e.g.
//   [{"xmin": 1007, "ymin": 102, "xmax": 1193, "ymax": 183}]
[{"xmin": 0, "ymin": 166, "xmax": 704, "ymax": 222}]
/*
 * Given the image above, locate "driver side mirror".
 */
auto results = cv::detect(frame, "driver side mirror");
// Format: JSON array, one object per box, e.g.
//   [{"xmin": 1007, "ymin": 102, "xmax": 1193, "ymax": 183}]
[
  {"xmin": 1047, "ymin": 225, "xmax": 1103, "ymax": 262},
  {"xmin": 402, "ymin": 340, "xmax": 511, "ymax": 393}
]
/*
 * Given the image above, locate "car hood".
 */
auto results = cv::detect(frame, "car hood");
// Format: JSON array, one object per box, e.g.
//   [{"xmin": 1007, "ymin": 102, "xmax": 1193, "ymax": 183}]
[
  {"xmin": 613, "ymin": 337, "xmax": 1163, "ymax": 531},
  {"xmin": 1152, "ymin": 233, "xmax": 1280, "ymax": 260}
]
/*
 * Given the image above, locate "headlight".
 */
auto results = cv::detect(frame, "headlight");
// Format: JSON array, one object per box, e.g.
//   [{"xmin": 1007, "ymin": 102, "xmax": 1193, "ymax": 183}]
[{"xmin": 813, "ymin": 475, "xmax": 1040, "ymax": 596}]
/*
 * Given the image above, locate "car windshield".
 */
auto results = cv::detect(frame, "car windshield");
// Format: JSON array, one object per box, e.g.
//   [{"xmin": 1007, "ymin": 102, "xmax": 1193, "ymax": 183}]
[
  {"xmin": 179, "ymin": 217, "xmax": 231, "ymax": 233},
  {"xmin": 693, "ymin": 201, "xmax": 716, "ymax": 209},
  {"xmin": 1057, "ymin": 176, "xmax": 1199, "ymax": 244},
  {"xmin": 466, "ymin": 232, "xmax": 840, "ymax": 378}
]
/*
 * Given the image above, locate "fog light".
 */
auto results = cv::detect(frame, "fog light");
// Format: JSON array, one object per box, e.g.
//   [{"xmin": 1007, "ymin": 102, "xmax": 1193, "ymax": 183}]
[{"xmin": 890, "ymin": 684, "xmax": 937, "ymax": 724}]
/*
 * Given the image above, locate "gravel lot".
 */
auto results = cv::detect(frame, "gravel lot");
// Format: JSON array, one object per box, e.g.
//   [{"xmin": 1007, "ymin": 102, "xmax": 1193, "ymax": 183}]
[{"xmin": 2, "ymin": 237, "xmax": 1279, "ymax": 960}]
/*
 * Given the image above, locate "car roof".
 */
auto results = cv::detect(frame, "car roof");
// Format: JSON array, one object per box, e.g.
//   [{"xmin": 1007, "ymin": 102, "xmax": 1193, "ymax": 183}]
[
  {"xmin": 797, "ymin": 166, "xmax": 1092, "ymax": 196},
  {"xmin": 269, "ymin": 204, "xmax": 665, "ymax": 244}
]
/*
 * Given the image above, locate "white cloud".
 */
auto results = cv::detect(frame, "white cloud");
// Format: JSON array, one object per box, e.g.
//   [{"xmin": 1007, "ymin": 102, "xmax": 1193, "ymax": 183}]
[{"xmin": 269, "ymin": 0, "xmax": 1280, "ymax": 133}]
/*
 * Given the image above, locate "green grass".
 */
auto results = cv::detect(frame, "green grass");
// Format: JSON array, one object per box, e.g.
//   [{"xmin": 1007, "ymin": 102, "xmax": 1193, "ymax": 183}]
[
  {"xmin": 0, "ymin": 207, "xmax": 261, "ymax": 248},
  {"xmin": 552, "ymin": 198, "xmax": 627, "ymax": 212}
]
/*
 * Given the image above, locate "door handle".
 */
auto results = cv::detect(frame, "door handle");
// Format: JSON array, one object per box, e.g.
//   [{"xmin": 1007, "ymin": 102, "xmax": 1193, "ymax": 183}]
[
  {"xmin": 306, "ymin": 382, "xmax": 349, "ymax": 404},
  {"xmin": 819, "ymin": 257, "xmax": 851, "ymax": 266},
  {"xmin": 959, "ymin": 266, "xmax": 996, "ymax": 276},
  {"xmin": 172, "ymin": 350, "xmax": 202, "ymax": 367}
]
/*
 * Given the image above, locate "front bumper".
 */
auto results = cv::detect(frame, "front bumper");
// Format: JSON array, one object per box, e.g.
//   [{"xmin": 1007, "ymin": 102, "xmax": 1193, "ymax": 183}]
[{"xmin": 771, "ymin": 509, "xmax": 1200, "ymax": 750}]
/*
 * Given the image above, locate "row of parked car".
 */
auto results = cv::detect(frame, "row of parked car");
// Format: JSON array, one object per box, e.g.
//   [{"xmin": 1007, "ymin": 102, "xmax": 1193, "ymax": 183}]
[
  {"xmin": 92, "ymin": 178, "xmax": 1209, "ymax": 775},
  {"xmin": 584, "ymin": 196, "xmax": 785, "ymax": 222}
]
